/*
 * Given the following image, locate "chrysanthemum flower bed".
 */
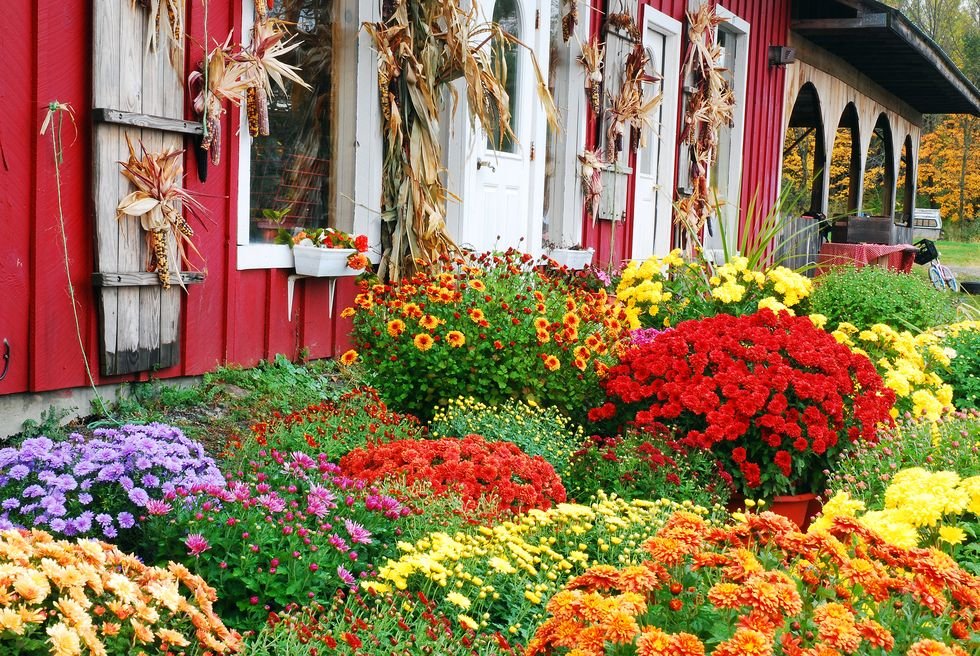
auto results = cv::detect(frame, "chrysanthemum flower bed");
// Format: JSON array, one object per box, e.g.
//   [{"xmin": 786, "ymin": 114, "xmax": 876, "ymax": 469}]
[{"xmin": 527, "ymin": 510, "xmax": 980, "ymax": 656}]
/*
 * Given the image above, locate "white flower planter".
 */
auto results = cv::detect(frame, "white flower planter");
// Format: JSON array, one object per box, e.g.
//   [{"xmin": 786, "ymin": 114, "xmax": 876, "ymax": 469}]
[
  {"xmin": 547, "ymin": 248, "xmax": 595, "ymax": 270},
  {"xmin": 292, "ymin": 245, "xmax": 360, "ymax": 277}
]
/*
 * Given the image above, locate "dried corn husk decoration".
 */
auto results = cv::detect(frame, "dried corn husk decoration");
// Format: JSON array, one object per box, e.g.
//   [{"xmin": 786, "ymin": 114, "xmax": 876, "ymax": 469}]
[
  {"xmin": 116, "ymin": 137, "xmax": 207, "ymax": 289},
  {"xmin": 364, "ymin": 0, "xmax": 558, "ymax": 281},
  {"xmin": 136, "ymin": 0, "xmax": 184, "ymax": 70},
  {"xmin": 579, "ymin": 149, "xmax": 606, "ymax": 222},
  {"xmin": 561, "ymin": 0, "xmax": 578, "ymax": 42},
  {"xmin": 189, "ymin": 38, "xmax": 250, "ymax": 164},
  {"xmin": 606, "ymin": 43, "xmax": 662, "ymax": 160},
  {"xmin": 607, "ymin": 11, "xmax": 640, "ymax": 43},
  {"xmin": 676, "ymin": 2, "xmax": 735, "ymax": 234},
  {"xmin": 579, "ymin": 37, "xmax": 604, "ymax": 115}
]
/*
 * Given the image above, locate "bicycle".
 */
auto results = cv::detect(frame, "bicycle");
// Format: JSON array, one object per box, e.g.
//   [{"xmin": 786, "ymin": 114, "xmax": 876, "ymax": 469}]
[{"xmin": 914, "ymin": 239, "xmax": 960, "ymax": 292}]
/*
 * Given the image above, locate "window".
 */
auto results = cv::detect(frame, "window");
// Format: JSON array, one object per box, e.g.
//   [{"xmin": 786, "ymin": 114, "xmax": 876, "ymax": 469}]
[
  {"xmin": 238, "ymin": 0, "xmax": 339, "ymax": 269},
  {"xmin": 703, "ymin": 7, "xmax": 749, "ymax": 260},
  {"xmin": 487, "ymin": 0, "xmax": 522, "ymax": 153}
]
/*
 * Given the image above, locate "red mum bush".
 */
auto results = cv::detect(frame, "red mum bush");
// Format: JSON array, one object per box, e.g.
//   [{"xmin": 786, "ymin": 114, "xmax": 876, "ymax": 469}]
[
  {"xmin": 589, "ymin": 310, "xmax": 895, "ymax": 496},
  {"xmin": 339, "ymin": 435, "xmax": 566, "ymax": 516}
]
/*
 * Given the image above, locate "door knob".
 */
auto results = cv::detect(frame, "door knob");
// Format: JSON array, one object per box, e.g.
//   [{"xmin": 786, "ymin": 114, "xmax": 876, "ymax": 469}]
[{"xmin": 476, "ymin": 158, "xmax": 496, "ymax": 172}]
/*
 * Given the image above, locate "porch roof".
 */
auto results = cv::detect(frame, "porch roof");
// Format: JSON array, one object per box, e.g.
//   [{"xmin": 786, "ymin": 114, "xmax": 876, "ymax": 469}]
[{"xmin": 791, "ymin": 0, "xmax": 980, "ymax": 116}]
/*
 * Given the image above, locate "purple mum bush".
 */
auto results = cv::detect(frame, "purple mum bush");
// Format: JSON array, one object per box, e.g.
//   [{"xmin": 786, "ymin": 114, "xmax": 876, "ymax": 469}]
[
  {"xmin": 0, "ymin": 423, "xmax": 223, "ymax": 546},
  {"xmin": 143, "ymin": 448, "xmax": 414, "ymax": 628}
]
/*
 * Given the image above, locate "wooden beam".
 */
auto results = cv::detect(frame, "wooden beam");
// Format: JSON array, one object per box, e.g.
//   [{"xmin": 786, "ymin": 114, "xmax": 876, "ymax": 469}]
[
  {"xmin": 890, "ymin": 19, "xmax": 980, "ymax": 115},
  {"xmin": 791, "ymin": 14, "xmax": 888, "ymax": 31},
  {"xmin": 93, "ymin": 272, "xmax": 206, "ymax": 287},
  {"xmin": 93, "ymin": 108, "xmax": 204, "ymax": 135}
]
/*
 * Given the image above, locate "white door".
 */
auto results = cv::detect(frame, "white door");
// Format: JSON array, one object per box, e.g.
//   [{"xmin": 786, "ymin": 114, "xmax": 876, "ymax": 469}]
[
  {"xmin": 451, "ymin": 0, "xmax": 550, "ymax": 254},
  {"xmin": 631, "ymin": 8, "xmax": 681, "ymax": 259}
]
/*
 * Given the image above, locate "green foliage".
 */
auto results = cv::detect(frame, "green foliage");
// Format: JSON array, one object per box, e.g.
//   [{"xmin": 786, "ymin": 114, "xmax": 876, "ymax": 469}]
[
  {"xmin": 566, "ymin": 430, "xmax": 732, "ymax": 511},
  {"xmin": 206, "ymin": 354, "xmax": 346, "ymax": 414},
  {"xmin": 810, "ymin": 265, "xmax": 956, "ymax": 331},
  {"xmin": 430, "ymin": 396, "xmax": 584, "ymax": 481},
  {"xmin": 18, "ymin": 406, "xmax": 72, "ymax": 442},
  {"xmin": 940, "ymin": 324, "xmax": 980, "ymax": 410},
  {"xmin": 825, "ymin": 410, "xmax": 980, "ymax": 506}
]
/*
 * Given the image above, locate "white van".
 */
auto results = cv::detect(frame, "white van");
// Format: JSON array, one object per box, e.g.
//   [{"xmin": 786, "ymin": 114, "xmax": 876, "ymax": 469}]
[{"xmin": 911, "ymin": 208, "xmax": 943, "ymax": 241}]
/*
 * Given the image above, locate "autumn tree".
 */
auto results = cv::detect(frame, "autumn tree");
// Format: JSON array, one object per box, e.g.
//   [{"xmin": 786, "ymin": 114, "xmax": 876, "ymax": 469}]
[{"xmin": 918, "ymin": 116, "xmax": 980, "ymax": 223}]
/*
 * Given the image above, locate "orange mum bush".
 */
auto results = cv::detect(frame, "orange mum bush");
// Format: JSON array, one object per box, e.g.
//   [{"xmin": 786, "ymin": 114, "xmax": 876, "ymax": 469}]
[
  {"xmin": 526, "ymin": 510, "xmax": 980, "ymax": 656},
  {"xmin": 0, "ymin": 528, "xmax": 240, "ymax": 655}
]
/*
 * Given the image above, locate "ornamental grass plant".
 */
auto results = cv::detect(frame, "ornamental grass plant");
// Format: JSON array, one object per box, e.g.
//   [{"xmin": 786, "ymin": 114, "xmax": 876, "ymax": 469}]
[
  {"xmin": 0, "ymin": 529, "xmax": 241, "ymax": 656},
  {"xmin": 526, "ymin": 510, "xmax": 980, "ymax": 656},
  {"xmin": 430, "ymin": 397, "xmax": 584, "ymax": 481},
  {"xmin": 346, "ymin": 249, "xmax": 630, "ymax": 422},
  {"xmin": 0, "ymin": 424, "xmax": 223, "ymax": 551},
  {"xmin": 589, "ymin": 310, "xmax": 896, "ymax": 497}
]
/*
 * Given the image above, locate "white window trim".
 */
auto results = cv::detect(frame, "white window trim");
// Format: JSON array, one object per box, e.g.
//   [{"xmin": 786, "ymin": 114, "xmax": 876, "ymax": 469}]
[
  {"xmin": 707, "ymin": 4, "xmax": 750, "ymax": 260},
  {"xmin": 631, "ymin": 6, "xmax": 683, "ymax": 259},
  {"xmin": 235, "ymin": 0, "xmax": 382, "ymax": 270}
]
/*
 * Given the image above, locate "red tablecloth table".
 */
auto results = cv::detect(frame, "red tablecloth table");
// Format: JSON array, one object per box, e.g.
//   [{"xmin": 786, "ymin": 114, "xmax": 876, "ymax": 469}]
[{"xmin": 815, "ymin": 243, "xmax": 918, "ymax": 276}]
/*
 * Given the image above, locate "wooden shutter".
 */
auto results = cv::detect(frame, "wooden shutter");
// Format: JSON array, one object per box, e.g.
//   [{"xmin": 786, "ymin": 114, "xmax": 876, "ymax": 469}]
[{"xmin": 92, "ymin": 0, "xmax": 201, "ymax": 375}]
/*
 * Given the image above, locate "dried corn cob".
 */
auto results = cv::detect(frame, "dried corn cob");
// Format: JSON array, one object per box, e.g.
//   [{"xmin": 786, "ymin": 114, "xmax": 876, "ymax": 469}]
[
  {"xmin": 150, "ymin": 229, "xmax": 171, "ymax": 289},
  {"xmin": 255, "ymin": 84, "xmax": 269, "ymax": 136},
  {"xmin": 255, "ymin": 0, "xmax": 267, "ymax": 20},
  {"xmin": 590, "ymin": 83, "xmax": 600, "ymax": 115},
  {"xmin": 562, "ymin": 2, "xmax": 577, "ymax": 42},
  {"xmin": 166, "ymin": 0, "xmax": 181, "ymax": 42},
  {"xmin": 246, "ymin": 86, "xmax": 260, "ymax": 137},
  {"xmin": 379, "ymin": 64, "xmax": 392, "ymax": 122}
]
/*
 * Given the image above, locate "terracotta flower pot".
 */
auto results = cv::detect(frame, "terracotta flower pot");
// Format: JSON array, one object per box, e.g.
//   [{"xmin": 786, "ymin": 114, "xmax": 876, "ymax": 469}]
[{"xmin": 769, "ymin": 492, "xmax": 819, "ymax": 530}]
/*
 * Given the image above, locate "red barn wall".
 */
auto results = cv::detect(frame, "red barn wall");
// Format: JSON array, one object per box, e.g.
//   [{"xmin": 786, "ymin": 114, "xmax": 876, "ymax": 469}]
[
  {"xmin": 0, "ymin": 0, "xmax": 352, "ymax": 398},
  {"xmin": 582, "ymin": 0, "xmax": 790, "ymax": 261}
]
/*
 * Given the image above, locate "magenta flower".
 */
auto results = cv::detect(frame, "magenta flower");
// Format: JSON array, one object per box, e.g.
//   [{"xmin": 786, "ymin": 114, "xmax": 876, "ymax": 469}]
[
  {"xmin": 184, "ymin": 533, "xmax": 210, "ymax": 556},
  {"xmin": 344, "ymin": 518, "xmax": 372, "ymax": 545},
  {"xmin": 145, "ymin": 499, "xmax": 171, "ymax": 516},
  {"xmin": 337, "ymin": 565, "xmax": 356, "ymax": 586}
]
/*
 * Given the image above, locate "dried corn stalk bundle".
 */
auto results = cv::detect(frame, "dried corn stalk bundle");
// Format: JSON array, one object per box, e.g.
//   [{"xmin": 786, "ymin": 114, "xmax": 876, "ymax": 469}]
[
  {"xmin": 606, "ymin": 43, "xmax": 662, "ymax": 161},
  {"xmin": 115, "ymin": 137, "xmax": 207, "ymax": 289},
  {"xmin": 676, "ymin": 2, "xmax": 735, "ymax": 234},
  {"xmin": 607, "ymin": 10, "xmax": 641, "ymax": 43},
  {"xmin": 364, "ymin": 0, "xmax": 558, "ymax": 281},
  {"xmin": 579, "ymin": 37, "xmax": 605, "ymax": 115},
  {"xmin": 134, "ymin": 0, "xmax": 185, "ymax": 70},
  {"xmin": 578, "ymin": 149, "xmax": 607, "ymax": 222},
  {"xmin": 561, "ymin": 0, "xmax": 578, "ymax": 42}
]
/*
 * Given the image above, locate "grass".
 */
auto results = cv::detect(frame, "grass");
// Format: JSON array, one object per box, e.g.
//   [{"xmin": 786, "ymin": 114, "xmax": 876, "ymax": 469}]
[{"xmin": 912, "ymin": 240, "xmax": 979, "ymax": 288}]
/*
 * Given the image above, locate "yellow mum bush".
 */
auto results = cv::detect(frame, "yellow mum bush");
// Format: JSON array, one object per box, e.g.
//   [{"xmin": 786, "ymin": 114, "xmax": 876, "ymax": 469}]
[
  {"xmin": 616, "ymin": 250, "xmax": 812, "ymax": 330},
  {"xmin": 0, "ymin": 529, "xmax": 240, "ymax": 656},
  {"xmin": 370, "ymin": 492, "xmax": 699, "ymax": 643},
  {"xmin": 813, "ymin": 468, "xmax": 980, "ymax": 549},
  {"xmin": 831, "ymin": 322, "xmax": 954, "ymax": 420}
]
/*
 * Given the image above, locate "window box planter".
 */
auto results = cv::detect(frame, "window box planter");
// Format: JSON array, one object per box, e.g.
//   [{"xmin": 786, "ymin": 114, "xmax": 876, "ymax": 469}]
[
  {"xmin": 547, "ymin": 248, "xmax": 595, "ymax": 270},
  {"xmin": 292, "ymin": 245, "xmax": 361, "ymax": 277}
]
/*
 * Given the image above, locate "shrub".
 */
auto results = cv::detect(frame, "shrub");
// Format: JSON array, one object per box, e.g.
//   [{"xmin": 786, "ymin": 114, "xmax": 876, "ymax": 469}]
[
  {"xmin": 831, "ymin": 322, "xmax": 954, "ymax": 420},
  {"xmin": 566, "ymin": 430, "xmax": 733, "ymax": 509},
  {"xmin": 809, "ymin": 265, "xmax": 956, "ymax": 331},
  {"xmin": 347, "ymin": 249, "xmax": 629, "ymax": 422},
  {"xmin": 616, "ymin": 250, "xmax": 812, "ymax": 330},
  {"xmin": 431, "ymin": 397, "xmax": 584, "ymax": 481},
  {"xmin": 339, "ymin": 435, "xmax": 566, "ymax": 516},
  {"xmin": 526, "ymin": 510, "xmax": 980, "ymax": 656},
  {"xmin": 373, "ymin": 492, "xmax": 685, "ymax": 647},
  {"xmin": 229, "ymin": 387, "xmax": 424, "ymax": 462},
  {"xmin": 934, "ymin": 321, "xmax": 980, "ymax": 410},
  {"xmin": 825, "ymin": 409, "xmax": 980, "ymax": 505},
  {"xmin": 143, "ymin": 451, "xmax": 414, "ymax": 629},
  {"xmin": 590, "ymin": 310, "xmax": 896, "ymax": 497},
  {"xmin": 246, "ymin": 591, "xmax": 517, "ymax": 655},
  {"xmin": 0, "ymin": 424, "xmax": 223, "ymax": 550},
  {"xmin": 0, "ymin": 529, "xmax": 240, "ymax": 655}
]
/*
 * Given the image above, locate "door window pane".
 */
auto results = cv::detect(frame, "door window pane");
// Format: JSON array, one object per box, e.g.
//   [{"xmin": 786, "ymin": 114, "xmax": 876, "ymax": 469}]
[
  {"xmin": 488, "ymin": 0, "xmax": 521, "ymax": 153},
  {"xmin": 249, "ymin": 0, "xmax": 336, "ymax": 243}
]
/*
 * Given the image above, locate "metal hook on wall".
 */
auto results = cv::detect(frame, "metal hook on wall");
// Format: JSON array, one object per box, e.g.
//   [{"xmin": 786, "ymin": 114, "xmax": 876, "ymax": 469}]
[{"xmin": 0, "ymin": 339, "xmax": 9, "ymax": 381}]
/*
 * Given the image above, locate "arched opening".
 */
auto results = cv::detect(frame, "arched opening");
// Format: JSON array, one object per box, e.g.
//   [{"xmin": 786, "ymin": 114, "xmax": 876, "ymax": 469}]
[
  {"xmin": 862, "ymin": 114, "xmax": 895, "ymax": 217},
  {"xmin": 829, "ymin": 103, "xmax": 861, "ymax": 219},
  {"xmin": 896, "ymin": 135, "xmax": 915, "ymax": 227},
  {"xmin": 487, "ymin": 0, "xmax": 522, "ymax": 153},
  {"xmin": 777, "ymin": 83, "xmax": 826, "ymax": 270}
]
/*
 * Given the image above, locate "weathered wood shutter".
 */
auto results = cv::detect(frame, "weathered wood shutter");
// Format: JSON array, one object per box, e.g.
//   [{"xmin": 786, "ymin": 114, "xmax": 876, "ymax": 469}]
[{"xmin": 92, "ymin": 0, "xmax": 197, "ymax": 375}]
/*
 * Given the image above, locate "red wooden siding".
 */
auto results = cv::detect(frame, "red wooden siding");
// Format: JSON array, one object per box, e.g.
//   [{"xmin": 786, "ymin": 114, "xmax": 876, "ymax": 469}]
[
  {"xmin": 582, "ymin": 0, "xmax": 790, "ymax": 260},
  {"xmin": 0, "ymin": 0, "xmax": 351, "ymax": 397}
]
